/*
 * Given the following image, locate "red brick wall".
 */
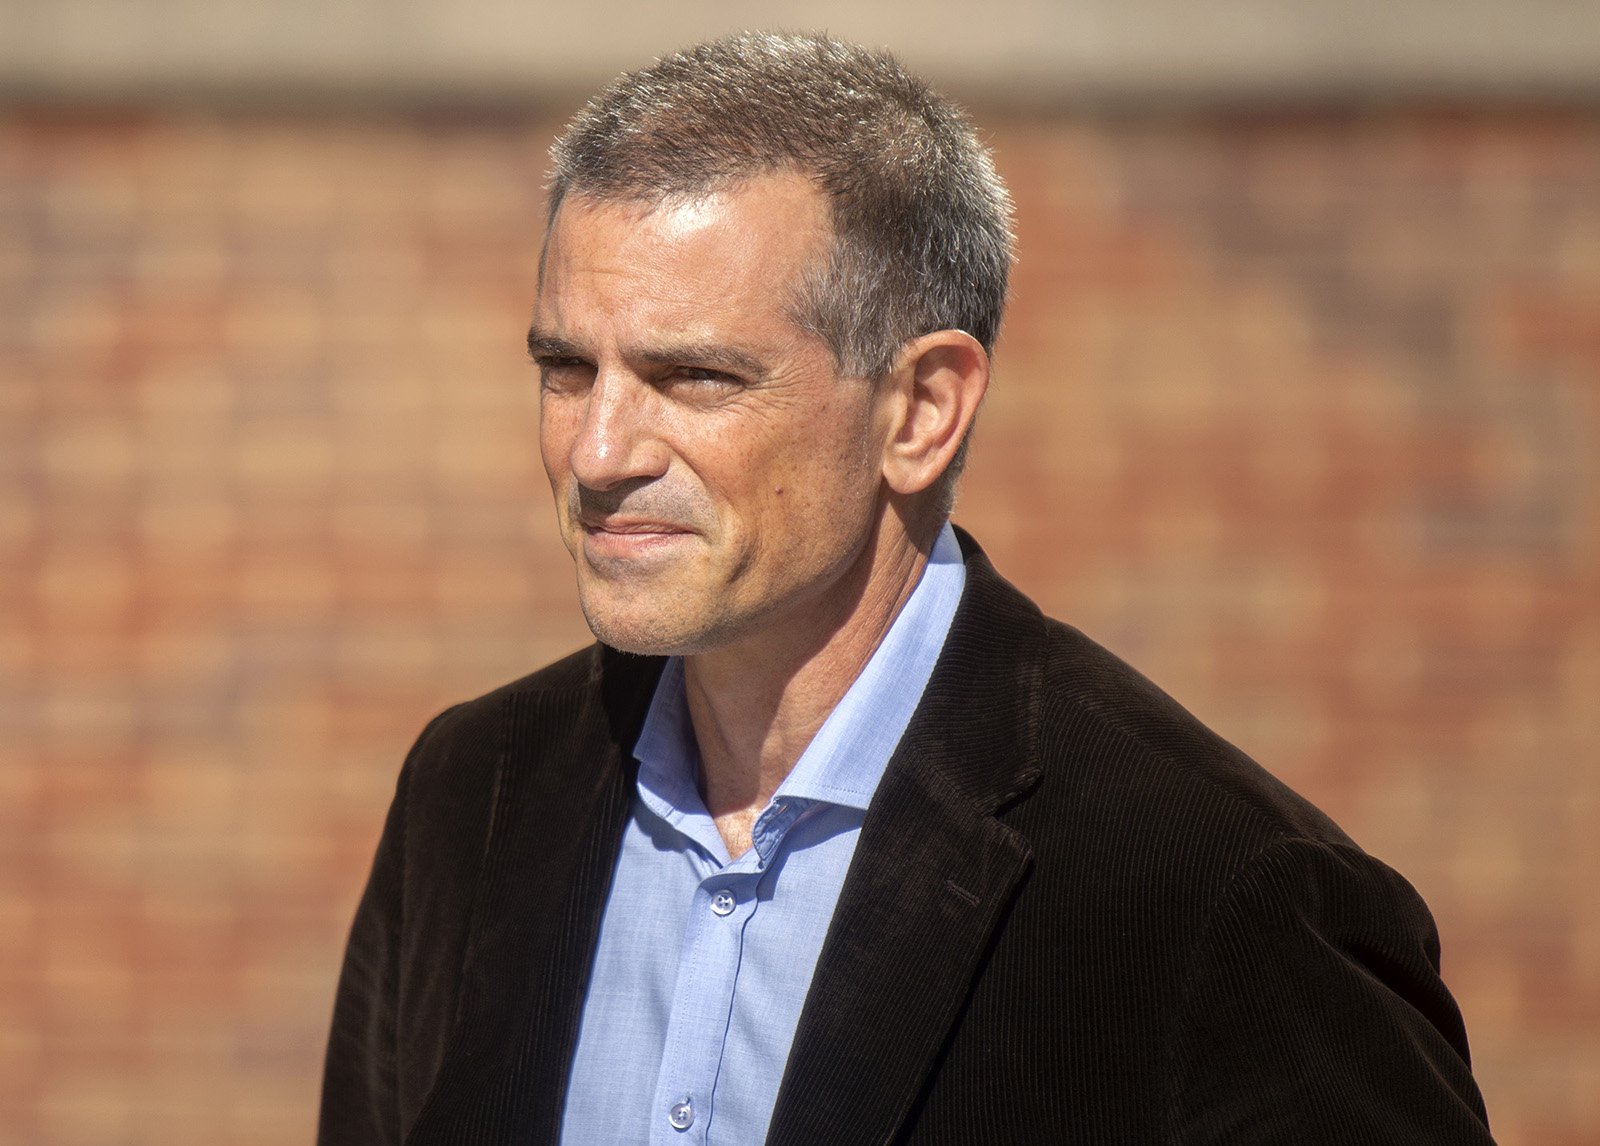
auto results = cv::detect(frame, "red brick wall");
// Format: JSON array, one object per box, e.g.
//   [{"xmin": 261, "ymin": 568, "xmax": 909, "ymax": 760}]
[{"xmin": 3, "ymin": 107, "xmax": 1596, "ymax": 1144}]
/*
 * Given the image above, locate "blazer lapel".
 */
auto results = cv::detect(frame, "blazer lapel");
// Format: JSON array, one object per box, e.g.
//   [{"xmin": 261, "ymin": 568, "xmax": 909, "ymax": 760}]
[
  {"xmin": 768, "ymin": 536, "xmax": 1048, "ymax": 1146},
  {"xmin": 406, "ymin": 649, "xmax": 664, "ymax": 1146}
]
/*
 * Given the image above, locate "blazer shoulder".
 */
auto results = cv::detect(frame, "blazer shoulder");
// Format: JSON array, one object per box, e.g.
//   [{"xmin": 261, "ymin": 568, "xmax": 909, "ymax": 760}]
[
  {"xmin": 947, "ymin": 536, "xmax": 1349, "ymax": 857},
  {"xmin": 400, "ymin": 643, "xmax": 666, "ymax": 792},
  {"xmin": 439, "ymin": 642, "xmax": 603, "ymax": 718},
  {"xmin": 418, "ymin": 640, "xmax": 643, "ymax": 737},
  {"xmin": 1033, "ymin": 613, "xmax": 1355, "ymax": 855}
]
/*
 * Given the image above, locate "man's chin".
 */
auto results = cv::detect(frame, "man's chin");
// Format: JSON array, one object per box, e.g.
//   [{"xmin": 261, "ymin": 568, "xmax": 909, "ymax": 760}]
[{"xmin": 578, "ymin": 595, "xmax": 704, "ymax": 658}]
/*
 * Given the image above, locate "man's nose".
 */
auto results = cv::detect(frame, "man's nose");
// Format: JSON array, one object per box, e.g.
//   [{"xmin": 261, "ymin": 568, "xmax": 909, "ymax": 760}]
[{"xmin": 567, "ymin": 371, "xmax": 669, "ymax": 491}]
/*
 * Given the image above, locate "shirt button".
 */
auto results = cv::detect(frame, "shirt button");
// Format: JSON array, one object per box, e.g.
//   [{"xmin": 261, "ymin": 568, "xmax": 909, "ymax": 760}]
[
  {"xmin": 710, "ymin": 889, "xmax": 736, "ymax": 916},
  {"xmin": 668, "ymin": 1098, "xmax": 695, "ymax": 1130}
]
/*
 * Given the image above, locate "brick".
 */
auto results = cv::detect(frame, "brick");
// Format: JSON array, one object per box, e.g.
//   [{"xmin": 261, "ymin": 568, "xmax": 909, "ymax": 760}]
[{"xmin": 5, "ymin": 105, "xmax": 1599, "ymax": 1146}]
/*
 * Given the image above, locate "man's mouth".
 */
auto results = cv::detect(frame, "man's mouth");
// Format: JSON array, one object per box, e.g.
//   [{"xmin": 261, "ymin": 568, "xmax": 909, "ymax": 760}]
[
  {"xmin": 577, "ymin": 517, "xmax": 697, "ymax": 563},
  {"xmin": 580, "ymin": 517, "xmax": 693, "ymax": 537}
]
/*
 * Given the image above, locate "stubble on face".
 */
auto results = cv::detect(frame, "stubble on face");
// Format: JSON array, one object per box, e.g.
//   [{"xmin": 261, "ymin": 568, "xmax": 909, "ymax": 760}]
[{"xmin": 563, "ymin": 477, "xmax": 730, "ymax": 654}]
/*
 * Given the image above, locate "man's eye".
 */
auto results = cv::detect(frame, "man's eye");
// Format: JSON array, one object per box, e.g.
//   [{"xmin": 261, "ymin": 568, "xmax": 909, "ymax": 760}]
[
  {"xmin": 537, "ymin": 358, "xmax": 594, "ymax": 391},
  {"xmin": 669, "ymin": 366, "xmax": 740, "ymax": 387}
]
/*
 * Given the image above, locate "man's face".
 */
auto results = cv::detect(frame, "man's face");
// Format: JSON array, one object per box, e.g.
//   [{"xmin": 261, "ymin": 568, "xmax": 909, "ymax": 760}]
[{"xmin": 533, "ymin": 173, "xmax": 895, "ymax": 657}]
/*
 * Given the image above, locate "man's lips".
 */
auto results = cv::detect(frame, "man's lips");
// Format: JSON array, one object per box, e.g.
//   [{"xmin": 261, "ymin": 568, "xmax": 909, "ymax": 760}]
[
  {"xmin": 577, "ymin": 518, "xmax": 697, "ymax": 562},
  {"xmin": 579, "ymin": 517, "xmax": 693, "ymax": 536}
]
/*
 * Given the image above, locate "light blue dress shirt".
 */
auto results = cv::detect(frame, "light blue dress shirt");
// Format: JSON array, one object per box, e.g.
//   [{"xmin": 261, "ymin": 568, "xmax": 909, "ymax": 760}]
[{"xmin": 559, "ymin": 524, "xmax": 966, "ymax": 1146}]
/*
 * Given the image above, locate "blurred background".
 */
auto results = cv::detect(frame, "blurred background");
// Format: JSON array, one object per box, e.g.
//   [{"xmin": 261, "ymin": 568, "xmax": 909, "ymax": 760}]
[{"xmin": 2, "ymin": 2, "xmax": 1597, "ymax": 1142}]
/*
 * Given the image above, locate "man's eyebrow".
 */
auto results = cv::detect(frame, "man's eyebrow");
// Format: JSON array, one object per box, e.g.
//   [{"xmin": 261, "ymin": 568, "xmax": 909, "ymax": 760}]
[
  {"xmin": 526, "ymin": 329, "xmax": 772, "ymax": 382},
  {"xmin": 527, "ymin": 329, "xmax": 583, "ymax": 360}
]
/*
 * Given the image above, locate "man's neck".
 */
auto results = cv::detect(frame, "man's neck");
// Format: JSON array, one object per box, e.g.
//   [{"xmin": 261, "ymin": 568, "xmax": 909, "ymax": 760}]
[{"xmin": 681, "ymin": 527, "xmax": 931, "ymax": 858}]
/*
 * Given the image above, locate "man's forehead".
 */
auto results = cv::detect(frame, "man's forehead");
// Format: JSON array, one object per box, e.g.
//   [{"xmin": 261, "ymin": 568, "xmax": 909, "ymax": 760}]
[
  {"xmin": 530, "ymin": 177, "xmax": 841, "ymax": 371},
  {"xmin": 553, "ymin": 192, "xmax": 732, "ymax": 252},
  {"xmin": 534, "ymin": 173, "xmax": 833, "ymax": 338},
  {"xmin": 544, "ymin": 174, "xmax": 830, "ymax": 257}
]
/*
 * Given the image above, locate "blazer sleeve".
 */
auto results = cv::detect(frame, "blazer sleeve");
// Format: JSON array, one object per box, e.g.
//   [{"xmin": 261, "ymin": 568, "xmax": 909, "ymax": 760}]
[{"xmin": 1169, "ymin": 837, "xmax": 1493, "ymax": 1143}]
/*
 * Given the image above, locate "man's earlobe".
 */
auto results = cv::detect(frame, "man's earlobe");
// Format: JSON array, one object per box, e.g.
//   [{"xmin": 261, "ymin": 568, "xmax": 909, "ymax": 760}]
[{"xmin": 881, "ymin": 330, "xmax": 990, "ymax": 497}]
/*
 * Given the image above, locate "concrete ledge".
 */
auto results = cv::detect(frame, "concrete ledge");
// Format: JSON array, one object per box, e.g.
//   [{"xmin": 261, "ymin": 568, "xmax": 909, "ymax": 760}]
[{"xmin": 3, "ymin": 0, "xmax": 1598, "ymax": 105}]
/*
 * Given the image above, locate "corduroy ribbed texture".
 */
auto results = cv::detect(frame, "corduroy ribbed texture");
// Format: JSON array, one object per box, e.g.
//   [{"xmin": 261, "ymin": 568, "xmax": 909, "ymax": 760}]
[{"xmin": 319, "ymin": 531, "xmax": 1491, "ymax": 1144}]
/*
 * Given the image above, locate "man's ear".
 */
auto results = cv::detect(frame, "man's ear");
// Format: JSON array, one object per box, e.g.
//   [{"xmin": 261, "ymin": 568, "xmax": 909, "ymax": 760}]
[{"xmin": 879, "ymin": 329, "xmax": 990, "ymax": 497}]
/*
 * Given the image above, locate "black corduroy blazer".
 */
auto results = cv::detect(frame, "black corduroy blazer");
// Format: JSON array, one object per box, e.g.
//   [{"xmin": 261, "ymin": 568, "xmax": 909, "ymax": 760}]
[{"xmin": 319, "ymin": 530, "xmax": 1492, "ymax": 1144}]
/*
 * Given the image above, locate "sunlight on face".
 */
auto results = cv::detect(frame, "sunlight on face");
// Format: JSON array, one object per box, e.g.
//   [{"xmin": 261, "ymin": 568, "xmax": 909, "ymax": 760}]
[{"xmin": 534, "ymin": 173, "xmax": 894, "ymax": 658}]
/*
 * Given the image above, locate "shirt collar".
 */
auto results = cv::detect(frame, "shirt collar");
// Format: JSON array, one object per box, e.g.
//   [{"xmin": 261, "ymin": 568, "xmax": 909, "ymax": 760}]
[{"xmin": 633, "ymin": 522, "xmax": 967, "ymax": 824}]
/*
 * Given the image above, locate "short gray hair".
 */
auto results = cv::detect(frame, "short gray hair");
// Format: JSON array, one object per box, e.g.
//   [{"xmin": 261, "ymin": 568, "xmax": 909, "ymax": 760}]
[{"xmin": 546, "ymin": 32, "xmax": 1014, "ymax": 392}]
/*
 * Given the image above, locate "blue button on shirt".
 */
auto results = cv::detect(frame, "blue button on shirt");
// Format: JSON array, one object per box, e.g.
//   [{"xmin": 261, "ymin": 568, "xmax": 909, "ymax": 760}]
[{"xmin": 559, "ymin": 524, "xmax": 967, "ymax": 1145}]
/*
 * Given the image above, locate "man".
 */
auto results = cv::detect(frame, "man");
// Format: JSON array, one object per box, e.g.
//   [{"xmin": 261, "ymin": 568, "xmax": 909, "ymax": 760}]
[{"xmin": 320, "ymin": 33, "xmax": 1492, "ymax": 1145}]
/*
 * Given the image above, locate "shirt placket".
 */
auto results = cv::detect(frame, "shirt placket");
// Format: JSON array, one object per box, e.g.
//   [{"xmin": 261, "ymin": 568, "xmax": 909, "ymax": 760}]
[{"xmin": 649, "ymin": 799, "xmax": 810, "ymax": 1144}]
